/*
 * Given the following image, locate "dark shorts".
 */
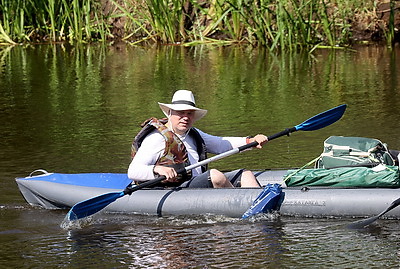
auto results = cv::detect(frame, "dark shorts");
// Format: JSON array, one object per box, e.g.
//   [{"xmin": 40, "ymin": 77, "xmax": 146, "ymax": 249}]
[{"xmin": 179, "ymin": 169, "xmax": 245, "ymax": 188}]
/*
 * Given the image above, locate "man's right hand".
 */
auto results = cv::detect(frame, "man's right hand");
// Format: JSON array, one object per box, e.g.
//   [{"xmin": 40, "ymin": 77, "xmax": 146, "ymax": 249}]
[{"xmin": 153, "ymin": 165, "xmax": 179, "ymax": 182}]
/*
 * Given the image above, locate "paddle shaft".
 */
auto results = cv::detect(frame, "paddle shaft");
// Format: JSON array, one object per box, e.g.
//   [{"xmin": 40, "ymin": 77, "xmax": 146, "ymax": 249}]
[{"xmin": 267, "ymin": 127, "xmax": 297, "ymax": 141}]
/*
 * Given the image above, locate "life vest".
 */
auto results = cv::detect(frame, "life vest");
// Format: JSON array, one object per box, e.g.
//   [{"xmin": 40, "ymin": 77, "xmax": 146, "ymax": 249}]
[{"xmin": 131, "ymin": 117, "xmax": 207, "ymax": 186}]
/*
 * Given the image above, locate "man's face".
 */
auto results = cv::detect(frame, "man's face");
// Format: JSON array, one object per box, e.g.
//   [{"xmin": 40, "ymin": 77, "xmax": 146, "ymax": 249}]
[{"xmin": 168, "ymin": 109, "xmax": 195, "ymax": 134}]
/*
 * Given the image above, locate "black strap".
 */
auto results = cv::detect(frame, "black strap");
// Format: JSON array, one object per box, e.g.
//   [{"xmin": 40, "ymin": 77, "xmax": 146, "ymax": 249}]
[{"xmin": 172, "ymin": 100, "xmax": 196, "ymax": 107}]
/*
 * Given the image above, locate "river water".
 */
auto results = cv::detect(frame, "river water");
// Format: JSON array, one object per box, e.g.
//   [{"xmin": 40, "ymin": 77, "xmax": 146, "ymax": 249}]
[{"xmin": 1, "ymin": 44, "xmax": 400, "ymax": 268}]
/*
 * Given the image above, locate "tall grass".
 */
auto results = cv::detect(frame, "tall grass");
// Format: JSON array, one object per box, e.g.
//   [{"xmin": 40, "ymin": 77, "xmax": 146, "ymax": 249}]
[
  {"xmin": 0, "ymin": 0, "xmax": 394, "ymax": 50},
  {"xmin": 0, "ymin": 0, "xmax": 110, "ymax": 43}
]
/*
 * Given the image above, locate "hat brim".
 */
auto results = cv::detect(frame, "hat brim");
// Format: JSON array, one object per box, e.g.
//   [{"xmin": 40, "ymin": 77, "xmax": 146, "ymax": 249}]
[{"xmin": 158, "ymin": 102, "xmax": 207, "ymax": 121}]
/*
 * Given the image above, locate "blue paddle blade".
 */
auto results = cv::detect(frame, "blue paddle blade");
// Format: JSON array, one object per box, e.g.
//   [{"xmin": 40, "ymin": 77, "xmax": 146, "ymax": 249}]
[
  {"xmin": 241, "ymin": 184, "xmax": 283, "ymax": 219},
  {"xmin": 67, "ymin": 191, "xmax": 125, "ymax": 221},
  {"xmin": 295, "ymin": 104, "xmax": 347, "ymax": 131}
]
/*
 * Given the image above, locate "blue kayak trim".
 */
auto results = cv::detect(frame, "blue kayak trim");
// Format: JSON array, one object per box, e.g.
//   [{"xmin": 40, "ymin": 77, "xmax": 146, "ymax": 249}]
[{"xmin": 19, "ymin": 173, "xmax": 132, "ymax": 189}]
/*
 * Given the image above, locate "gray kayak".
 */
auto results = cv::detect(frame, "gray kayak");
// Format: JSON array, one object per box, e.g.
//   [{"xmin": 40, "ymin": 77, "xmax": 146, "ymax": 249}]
[{"xmin": 15, "ymin": 169, "xmax": 400, "ymax": 219}]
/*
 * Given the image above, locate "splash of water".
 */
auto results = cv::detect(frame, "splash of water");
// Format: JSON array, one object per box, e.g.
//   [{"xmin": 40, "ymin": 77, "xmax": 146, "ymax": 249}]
[{"xmin": 60, "ymin": 213, "xmax": 93, "ymax": 230}]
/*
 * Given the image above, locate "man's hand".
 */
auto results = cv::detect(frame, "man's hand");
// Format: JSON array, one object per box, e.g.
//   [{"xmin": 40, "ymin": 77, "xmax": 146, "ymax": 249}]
[
  {"xmin": 249, "ymin": 134, "xmax": 268, "ymax": 148},
  {"xmin": 153, "ymin": 165, "xmax": 179, "ymax": 182}
]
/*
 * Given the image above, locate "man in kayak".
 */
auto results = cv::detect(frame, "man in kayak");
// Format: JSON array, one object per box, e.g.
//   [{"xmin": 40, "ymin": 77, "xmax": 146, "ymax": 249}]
[{"xmin": 128, "ymin": 90, "xmax": 268, "ymax": 188}]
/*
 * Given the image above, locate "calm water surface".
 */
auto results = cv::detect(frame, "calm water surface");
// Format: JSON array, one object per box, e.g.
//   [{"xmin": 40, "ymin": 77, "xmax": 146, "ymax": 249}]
[{"xmin": 1, "ymin": 44, "xmax": 400, "ymax": 268}]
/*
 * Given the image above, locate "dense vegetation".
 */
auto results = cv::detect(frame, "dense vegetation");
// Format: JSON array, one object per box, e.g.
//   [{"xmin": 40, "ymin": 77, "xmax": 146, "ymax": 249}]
[{"xmin": 0, "ymin": 0, "xmax": 398, "ymax": 50}]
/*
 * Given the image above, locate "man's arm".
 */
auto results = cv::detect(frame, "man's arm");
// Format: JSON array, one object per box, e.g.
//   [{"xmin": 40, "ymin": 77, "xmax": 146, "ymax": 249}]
[{"xmin": 127, "ymin": 132, "xmax": 165, "ymax": 181}]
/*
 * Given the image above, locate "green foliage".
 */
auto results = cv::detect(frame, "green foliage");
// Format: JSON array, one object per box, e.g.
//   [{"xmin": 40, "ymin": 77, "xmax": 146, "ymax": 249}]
[
  {"xmin": 0, "ymin": 0, "xmax": 392, "ymax": 51},
  {"xmin": 0, "ymin": 0, "xmax": 110, "ymax": 43}
]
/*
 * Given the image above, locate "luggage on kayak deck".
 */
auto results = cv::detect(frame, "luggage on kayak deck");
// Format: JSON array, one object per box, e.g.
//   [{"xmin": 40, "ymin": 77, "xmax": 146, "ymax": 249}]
[
  {"xmin": 316, "ymin": 136, "xmax": 395, "ymax": 169},
  {"xmin": 285, "ymin": 165, "xmax": 400, "ymax": 188}
]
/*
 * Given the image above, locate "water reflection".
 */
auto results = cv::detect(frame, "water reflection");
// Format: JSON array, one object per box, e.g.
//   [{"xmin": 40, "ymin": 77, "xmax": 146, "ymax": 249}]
[
  {"xmin": 63, "ymin": 214, "xmax": 288, "ymax": 268},
  {"xmin": 1, "ymin": 45, "xmax": 399, "ymax": 179},
  {"xmin": 1, "ymin": 206, "xmax": 399, "ymax": 268},
  {"xmin": 1, "ymin": 44, "xmax": 400, "ymax": 268}
]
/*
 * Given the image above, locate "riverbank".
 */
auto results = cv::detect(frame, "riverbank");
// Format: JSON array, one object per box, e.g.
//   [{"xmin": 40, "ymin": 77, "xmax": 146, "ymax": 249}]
[{"xmin": 0, "ymin": 0, "xmax": 399, "ymax": 50}]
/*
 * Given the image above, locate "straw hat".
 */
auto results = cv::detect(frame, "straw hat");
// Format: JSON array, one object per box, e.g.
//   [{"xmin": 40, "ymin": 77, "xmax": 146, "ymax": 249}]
[{"xmin": 158, "ymin": 90, "xmax": 208, "ymax": 121}]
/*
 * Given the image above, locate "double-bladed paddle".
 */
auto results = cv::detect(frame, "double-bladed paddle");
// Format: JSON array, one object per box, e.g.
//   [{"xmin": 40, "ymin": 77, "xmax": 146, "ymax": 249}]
[
  {"xmin": 65, "ymin": 104, "xmax": 347, "ymax": 221},
  {"xmin": 347, "ymin": 197, "xmax": 400, "ymax": 229}
]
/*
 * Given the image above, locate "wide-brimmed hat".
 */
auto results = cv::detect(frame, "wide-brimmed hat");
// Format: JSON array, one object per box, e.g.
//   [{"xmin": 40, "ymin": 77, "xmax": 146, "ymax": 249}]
[{"xmin": 158, "ymin": 90, "xmax": 208, "ymax": 121}]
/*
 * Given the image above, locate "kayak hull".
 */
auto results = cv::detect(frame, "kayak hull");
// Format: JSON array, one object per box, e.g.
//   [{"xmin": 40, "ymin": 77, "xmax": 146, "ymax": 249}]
[{"xmin": 15, "ymin": 170, "xmax": 400, "ymax": 219}]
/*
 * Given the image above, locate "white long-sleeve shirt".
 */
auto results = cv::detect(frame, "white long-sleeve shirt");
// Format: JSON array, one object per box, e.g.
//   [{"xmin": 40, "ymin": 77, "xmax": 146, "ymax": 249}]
[{"xmin": 127, "ymin": 128, "xmax": 247, "ymax": 182}]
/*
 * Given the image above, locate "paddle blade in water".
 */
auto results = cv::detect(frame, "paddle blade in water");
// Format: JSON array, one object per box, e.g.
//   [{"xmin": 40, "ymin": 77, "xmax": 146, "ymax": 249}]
[
  {"xmin": 346, "ymin": 215, "xmax": 379, "ymax": 229},
  {"xmin": 347, "ymin": 197, "xmax": 400, "ymax": 229},
  {"xmin": 295, "ymin": 104, "xmax": 347, "ymax": 131},
  {"xmin": 66, "ymin": 191, "xmax": 125, "ymax": 221},
  {"xmin": 242, "ymin": 184, "xmax": 283, "ymax": 219}
]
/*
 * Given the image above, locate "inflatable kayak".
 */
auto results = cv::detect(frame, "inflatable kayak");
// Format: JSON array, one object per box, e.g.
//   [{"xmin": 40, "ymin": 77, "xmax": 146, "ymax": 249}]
[
  {"xmin": 15, "ymin": 169, "xmax": 400, "ymax": 219},
  {"xmin": 14, "ymin": 104, "xmax": 354, "ymax": 220}
]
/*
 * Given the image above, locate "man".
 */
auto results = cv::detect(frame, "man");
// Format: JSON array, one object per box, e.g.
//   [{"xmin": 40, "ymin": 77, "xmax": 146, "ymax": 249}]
[{"xmin": 128, "ymin": 90, "xmax": 268, "ymax": 188}]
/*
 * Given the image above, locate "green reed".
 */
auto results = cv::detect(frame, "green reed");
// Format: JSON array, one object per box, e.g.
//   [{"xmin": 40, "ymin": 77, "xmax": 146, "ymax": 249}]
[
  {"xmin": 181, "ymin": 0, "xmax": 348, "ymax": 50},
  {"xmin": 144, "ymin": 0, "xmax": 184, "ymax": 43},
  {"xmin": 0, "ymin": 0, "xmax": 110, "ymax": 43},
  {"xmin": 0, "ymin": 0, "xmax": 393, "ymax": 51}
]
